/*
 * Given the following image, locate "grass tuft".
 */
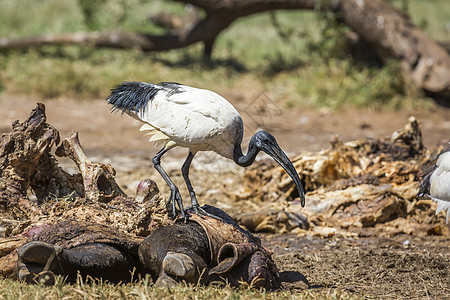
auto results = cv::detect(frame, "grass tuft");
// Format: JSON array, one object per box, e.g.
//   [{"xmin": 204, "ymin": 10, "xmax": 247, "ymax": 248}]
[{"xmin": 0, "ymin": 277, "xmax": 363, "ymax": 300}]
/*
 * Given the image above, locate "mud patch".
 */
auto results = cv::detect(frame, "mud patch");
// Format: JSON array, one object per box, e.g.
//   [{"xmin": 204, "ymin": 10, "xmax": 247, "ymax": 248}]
[{"xmin": 265, "ymin": 234, "xmax": 450, "ymax": 298}]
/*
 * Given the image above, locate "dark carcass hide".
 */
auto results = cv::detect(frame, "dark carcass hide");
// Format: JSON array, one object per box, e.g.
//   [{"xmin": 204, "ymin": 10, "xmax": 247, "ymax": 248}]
[
  {"xmin": 0, "ymin": 103, "xmax": 280, "ymax": 288},
  {"xmin": 17, "ymin": 220, "xmax": 144, "ymax": 283},
  {"xmin": 0, "ymin": 190, "xmax": 171, "ymax": 280},
  {"xmin": 14, "ymin": 207, "xmax": 279, "ymax": 289},
  {"xmin": 139, "ymin": 205, "xmax": 280, "ymax": 289}
]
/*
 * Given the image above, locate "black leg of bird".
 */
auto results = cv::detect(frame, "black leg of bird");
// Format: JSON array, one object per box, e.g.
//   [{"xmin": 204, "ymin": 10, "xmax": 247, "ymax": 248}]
[
  {"xmin": 152, "ymin": 148, "xmax": 186, "ymax": 219},
  {"xmin": 181, "ymin": 152, "xmax": 197, "ymax": 205},
  {"xmin": 181, "ymin": 152, "xmax": 222, "ymax": 220}
]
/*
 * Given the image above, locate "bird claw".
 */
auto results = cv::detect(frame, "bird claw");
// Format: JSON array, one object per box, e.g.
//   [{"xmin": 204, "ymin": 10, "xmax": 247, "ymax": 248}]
[
  {"xmin": 186, "ymin": 205, "xmax": 223, "ymax": 221},
  {"xmin": 168, "ymin": 188, "xmax": 186, "ymax": 220},
  {"xmin": 167, "ymin": 191, "xmax": 222, "ymax": 222}
]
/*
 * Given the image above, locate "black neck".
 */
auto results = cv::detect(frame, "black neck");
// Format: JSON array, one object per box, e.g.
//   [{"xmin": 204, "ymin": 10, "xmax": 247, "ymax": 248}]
[{"xmin": 233, "ymin": 140, "xmax": 260, "ymax": 167}]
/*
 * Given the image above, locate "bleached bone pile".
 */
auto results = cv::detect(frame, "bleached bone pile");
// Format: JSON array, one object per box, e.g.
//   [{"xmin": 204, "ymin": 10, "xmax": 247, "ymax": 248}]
[
  {"xmin": 232, "ymin": 117, "xmax": 448, "ymax": 237},
  {"xmin": 0, "ymin": 104, "xmax": 447, "ymax": 242},
  {"xmin": 0, "ymin": 104, "xmax": 170, "ymax": 239}
]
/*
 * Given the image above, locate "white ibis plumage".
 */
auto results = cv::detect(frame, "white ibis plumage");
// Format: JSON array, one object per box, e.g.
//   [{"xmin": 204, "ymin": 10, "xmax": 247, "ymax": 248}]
[
  {"xmin": 418, "ymin": 149, "xmax": 450, "ymax": 223},
  {"xmin": 106, "ymin": 81, "xmax": 305, "ymax": 219}
]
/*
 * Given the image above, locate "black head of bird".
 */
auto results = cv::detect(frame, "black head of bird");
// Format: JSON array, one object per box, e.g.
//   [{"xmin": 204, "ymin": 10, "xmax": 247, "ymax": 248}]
[{"xmin": 233, "ymin": 130, "xmax": 305, "ymax": 206}]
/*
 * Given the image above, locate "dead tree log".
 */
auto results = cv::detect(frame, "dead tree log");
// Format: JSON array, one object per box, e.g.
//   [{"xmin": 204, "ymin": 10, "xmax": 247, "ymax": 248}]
[
  {"xmin": 0, "ymin": 19, "xmax": 234, "ymax": 58},
  {"xmin": 0, "ymin": 0, "xmax": 448, "ymax": 98},
  {"xmin": 0, "ymin": 1, "xmax": 316, "ymax": 56},
  {"xmin": 336, "ymin": 0, "xmax": 450, "ymax": 98}
]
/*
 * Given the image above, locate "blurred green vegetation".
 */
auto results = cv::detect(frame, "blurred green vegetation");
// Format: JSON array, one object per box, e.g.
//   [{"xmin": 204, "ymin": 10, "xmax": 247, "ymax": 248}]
[{"xmin": 0, "ymin": 0, "xmax": 448, "ymax": 109}]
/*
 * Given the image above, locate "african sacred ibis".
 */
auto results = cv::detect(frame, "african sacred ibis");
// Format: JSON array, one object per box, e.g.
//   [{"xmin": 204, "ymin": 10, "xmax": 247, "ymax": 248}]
[
  {"xmin": 418, "ymin": 149, "xmax": 450, "ymax": 223},
  {"xmin": 106, "ymin": 81, "xmax": 305, "ymax": 219}
]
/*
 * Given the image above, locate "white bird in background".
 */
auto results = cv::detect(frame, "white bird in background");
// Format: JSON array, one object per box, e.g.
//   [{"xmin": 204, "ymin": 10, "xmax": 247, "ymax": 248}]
[
  {"xmin": 106, "ymin": 81, "xmax": 305, "ymax": 219},
  {"xmin": 418, "ymin": 149, "xmax": 450, "ymax": 223}
]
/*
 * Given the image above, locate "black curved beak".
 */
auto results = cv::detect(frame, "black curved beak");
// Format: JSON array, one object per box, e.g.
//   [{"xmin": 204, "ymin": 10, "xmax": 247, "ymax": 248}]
[{"xmin": 262, "ymin": 142, "xmax": 306, "ymax": 207}]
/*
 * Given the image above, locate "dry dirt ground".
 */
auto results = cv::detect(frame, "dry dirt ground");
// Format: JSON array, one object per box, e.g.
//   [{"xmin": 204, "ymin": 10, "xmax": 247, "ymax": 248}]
[{"xmin": 1, "ymin": 94, "xmax": 450, "ymax": 298}]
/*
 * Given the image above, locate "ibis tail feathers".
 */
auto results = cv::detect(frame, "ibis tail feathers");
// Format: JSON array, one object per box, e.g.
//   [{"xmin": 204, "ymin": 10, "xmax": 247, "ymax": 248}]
[
  {"xmin": 140, "ymin": 124, "xmax": 170, "ymax": 147},
  {"xmin": 432, "ymin": 197, "xmax": 450, "ymax": 223}
]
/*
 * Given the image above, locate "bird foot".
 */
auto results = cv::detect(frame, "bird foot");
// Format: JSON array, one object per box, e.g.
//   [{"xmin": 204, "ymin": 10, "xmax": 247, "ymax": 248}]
[
  {"xmin": 167, "ymin": 188, "xmax": 186, "ymax": 220},
  {"xmin": 186, "ymin": 205, "xmax": 223, "ymax": 221}
]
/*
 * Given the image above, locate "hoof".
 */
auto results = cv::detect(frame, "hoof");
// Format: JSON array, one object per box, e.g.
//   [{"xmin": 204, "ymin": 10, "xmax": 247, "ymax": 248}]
[
  {"xmin": 35, "ymin": 271, "xmax": 56, "ymax": 285},
  {"xmin": 17, "ymin": 241, "xmax": 63, "ymax": 282},
  {"xmin": 18, "ymin": 261, "xmax": 56, "ymax": 286},
  {"xmin": 162, "ymin": 251, "xmax": 207, "ymax": 283},
  {"xmin": 162, "ymin": 252, "xmax": 195, "ymax": 278},
  {"xmin": 18, "ymin": 241, "xmax": 61, "ymax": 264},
  {"xmin": 155, "ymin": 273, "xmax": 178, "ymax": 287}
]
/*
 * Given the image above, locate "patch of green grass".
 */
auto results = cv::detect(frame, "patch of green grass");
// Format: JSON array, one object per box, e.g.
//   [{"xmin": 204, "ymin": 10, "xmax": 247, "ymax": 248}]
[
  {"xmin": 0, "ymin": 0, "xmax": 448, "ymax": 108},
  {"xmin": 282, "ymin": 58, "xmax": 421, "ymax": 110},
  {"xmin": 390, "ymin": 0, "xmax": 450, "ymax": 41},
  {"xmin": 0, "ymin": 46, "xmax": 245, "ymax": 100},
  {"xmin": 0, "ymin": 277, "xmax": 363, "ymax": 300},
  {"xmin": 0, "ymin": 0, "xmax": 84, "ymax": 38}
]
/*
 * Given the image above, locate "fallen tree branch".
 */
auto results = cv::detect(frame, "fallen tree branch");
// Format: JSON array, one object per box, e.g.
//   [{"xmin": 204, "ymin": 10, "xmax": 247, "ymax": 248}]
[
  {"xmin": 336, "ymin": 0, "xmax": 450, "ymax": 97},
  {"xmin": 0, "ymin": 15, "xmax": 234, "ymax": 57},
  {"xmin": 0, "ymin": 0, "xmax": 320, "ymax": 56},
  {"xmin": 0, "ymin": 0, "xmax": 448, "ymax": 98}
]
